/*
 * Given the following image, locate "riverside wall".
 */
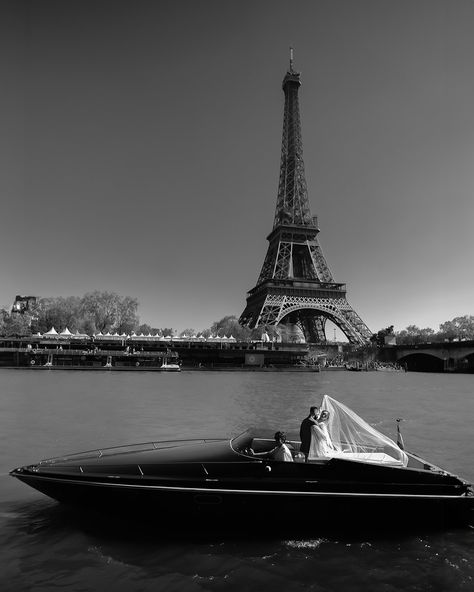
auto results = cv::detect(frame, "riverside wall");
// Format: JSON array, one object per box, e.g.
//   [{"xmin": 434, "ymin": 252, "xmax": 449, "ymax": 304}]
[{"xmin": 0, "ymin": 337, "xmax": 310, "ymax": 370}]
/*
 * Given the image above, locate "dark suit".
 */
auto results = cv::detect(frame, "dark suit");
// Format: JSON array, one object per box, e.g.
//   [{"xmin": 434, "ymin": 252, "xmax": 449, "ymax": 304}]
[{"xmin": 299, "ymin": 416, "xmax": 314, "ymax": 456}]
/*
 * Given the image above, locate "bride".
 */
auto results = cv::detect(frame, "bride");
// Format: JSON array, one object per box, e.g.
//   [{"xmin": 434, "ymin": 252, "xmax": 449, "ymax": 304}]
[{"xmin": 308, "ymin": 410, "xmax": 338, "ymax": 458}]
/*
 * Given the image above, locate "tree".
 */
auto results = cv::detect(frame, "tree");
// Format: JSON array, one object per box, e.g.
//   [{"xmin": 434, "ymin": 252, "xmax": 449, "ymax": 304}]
[
  {"xmin": 370, "ymin": 326, "xmax": 394, "ymax": 346},
  {"xmin": 210, "ymin": 315, "xmax": 252, "ymax": 340},
  {"xmin": 136, "ymin": 324, "xmax": 162, "ymax": 335},
  {"xmin": 395, "ymin": 325, "xmax": 435, "ymax": 344},
  {"xmin": 1, "ymin": 313, "xmax": 33, "ymax": 337},
  {"xmin": 418, "ymin": 327, "xmax": 435, "ymax": 342},
  {"xmin": 438, "ymin": 315, "xmax": 474, "ymax": 341},
  {"xmin": 180, "ymin": 328, "xmax": 196, "ymax": 337},
  {"xmin": 33, "ymin": 296, "xmax": 82, "ymax": 333},
  {"xmin": 80, "ymin": 291, "xmax": 119, "ymax": 333},
  {"xmin": 0, "ymin": 308, "xmax": 8, "ymax": 334},
  {"xmin": 81, "ymin": 291, "xmax": 139, "ymax": 334},
  {"xmin": 159, "ymin": 328, "xmax": 175, "ymax": 337},
  {"xmin": 30, "ymin": 291, "xmax": 140, "ymax": 335},
  {"xmin": 115, "ymin": 296, "xmax": 140, "ymax": 334}
]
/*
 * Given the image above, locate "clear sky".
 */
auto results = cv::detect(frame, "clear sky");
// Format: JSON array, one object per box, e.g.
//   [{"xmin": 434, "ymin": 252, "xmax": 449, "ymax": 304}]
[{"xmin": 2, "ymin": 0, "xmax": 474, "ymax": 335}]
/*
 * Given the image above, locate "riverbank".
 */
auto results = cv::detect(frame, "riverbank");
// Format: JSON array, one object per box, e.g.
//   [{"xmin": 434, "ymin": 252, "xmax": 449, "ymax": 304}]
[
  {"xmin": 0, "ymin": 364, "xmax": 321, "ymax": 372},
  {"xmin": 0, "ymin": 337, "xmax": 311, "ymax": 370},
  {"xmin": 2, "ymin": 336, "xmax": 473, "ymax": 372}
]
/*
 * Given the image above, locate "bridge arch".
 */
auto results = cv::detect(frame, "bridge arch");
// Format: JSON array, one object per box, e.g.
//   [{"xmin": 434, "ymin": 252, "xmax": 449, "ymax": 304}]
[
  {"xmin": 393, "ymin": 344, "xmax": 474, "ymax": 372},
  {"xmin": 397, "ymin": 353, "xmax": 444, "ymax": 372}
]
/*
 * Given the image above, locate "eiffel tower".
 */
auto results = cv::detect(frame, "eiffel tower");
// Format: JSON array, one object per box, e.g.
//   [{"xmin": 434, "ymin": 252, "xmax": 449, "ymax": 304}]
[{"xmin": 239, "ymin": 51, "xmax": 372, "ymax": 344}]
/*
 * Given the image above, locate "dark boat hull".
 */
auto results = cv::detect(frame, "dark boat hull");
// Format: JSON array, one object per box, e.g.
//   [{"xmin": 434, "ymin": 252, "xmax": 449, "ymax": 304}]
[{"xmin": 13, "ymin": 471, "xmax": 473, "ymax": 528}]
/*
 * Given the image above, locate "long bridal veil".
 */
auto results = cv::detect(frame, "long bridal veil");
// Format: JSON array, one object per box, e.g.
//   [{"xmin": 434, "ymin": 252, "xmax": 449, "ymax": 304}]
[{"xmin": 319, "ymin": 395, "xmax": 408, "ymax": 466}]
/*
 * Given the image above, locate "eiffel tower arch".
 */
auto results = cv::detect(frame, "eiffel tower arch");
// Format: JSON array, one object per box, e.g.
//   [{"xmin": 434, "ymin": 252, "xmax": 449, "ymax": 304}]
[{"xmin": 239, "ymin": 52, "xmax": 372, "ymax": 345}]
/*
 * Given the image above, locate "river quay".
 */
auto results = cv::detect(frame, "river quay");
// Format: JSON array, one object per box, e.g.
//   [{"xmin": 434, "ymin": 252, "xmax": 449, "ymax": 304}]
[
  {"xmin": 2, "ymin": 336, "xmax": 474, "ymax": 372},
  {"xmin": 0, "ymin": 336, "xmax": 316, "ymax": 371}
]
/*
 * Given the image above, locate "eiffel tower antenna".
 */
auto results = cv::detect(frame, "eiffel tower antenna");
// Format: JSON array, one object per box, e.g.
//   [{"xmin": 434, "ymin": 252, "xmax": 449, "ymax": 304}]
[{"xmin": 239, "ymin": 60, "xmax": 372, "ymax": 345}]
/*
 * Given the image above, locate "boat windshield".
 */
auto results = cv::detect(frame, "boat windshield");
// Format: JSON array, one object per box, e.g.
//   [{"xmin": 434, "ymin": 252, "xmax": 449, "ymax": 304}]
[{"xmin": 230, "ymin": 429, "xmax": 255, "ymax": 451}]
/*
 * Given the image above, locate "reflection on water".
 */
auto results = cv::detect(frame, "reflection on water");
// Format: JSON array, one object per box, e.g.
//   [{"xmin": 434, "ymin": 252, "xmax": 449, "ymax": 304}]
[
  {"xmin": 2, "ymin": 495, "xmax": 473, "ymax": 592},
  {"xmin": 1, "ymin": 369, "xmax": 474, "ymax": 591}
]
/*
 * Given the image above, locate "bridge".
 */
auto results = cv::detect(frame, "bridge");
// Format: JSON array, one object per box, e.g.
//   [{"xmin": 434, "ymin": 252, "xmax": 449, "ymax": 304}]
[{"xmin": 381, "ymin": 340, "xmax": 474, "ymax": 372}]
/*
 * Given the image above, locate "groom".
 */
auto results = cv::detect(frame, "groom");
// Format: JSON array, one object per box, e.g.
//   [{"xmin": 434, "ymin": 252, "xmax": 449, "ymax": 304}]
[{"xmin": 299, "ymin": 405, "xmax": 319, "ymax": 462}]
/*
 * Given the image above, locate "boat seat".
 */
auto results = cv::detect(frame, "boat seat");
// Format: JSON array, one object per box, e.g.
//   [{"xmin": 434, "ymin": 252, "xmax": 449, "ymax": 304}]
[
  {"xmin": 250, "ymin": 438, "xmax": 275, "ymax": 453},
  {"xmin": 250, "ymin": 438, "xmax": 301, "ymax": 455}
]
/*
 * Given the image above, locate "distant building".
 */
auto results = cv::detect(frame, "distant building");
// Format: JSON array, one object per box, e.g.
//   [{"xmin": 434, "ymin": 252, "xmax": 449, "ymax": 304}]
[{"xmin": 11, "ymin": 295, "xmax": 37, "ymax": 315}]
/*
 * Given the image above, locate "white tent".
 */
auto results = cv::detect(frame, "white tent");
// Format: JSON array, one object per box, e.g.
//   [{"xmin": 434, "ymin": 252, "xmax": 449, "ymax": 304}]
[
  {"xmin": 208, "ymin": 335, "xmax": 222, "ymax": 342},
  {"xmin": 101, "ymin": 332, "xmax": 122, "ymax": 340},
  {"xmin": 43, "ymin": 327, "xmax": 59, "ymax": 338},
  {"xmin": 59, "ymin": 328, "xmax": 74, "ymax": 339}
]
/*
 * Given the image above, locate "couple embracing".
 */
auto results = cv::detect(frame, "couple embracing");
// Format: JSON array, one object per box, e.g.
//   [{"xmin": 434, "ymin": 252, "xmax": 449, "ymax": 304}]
[{"xmin": 299, "ymin": 404, "xmax": 337, "ymax": 461}]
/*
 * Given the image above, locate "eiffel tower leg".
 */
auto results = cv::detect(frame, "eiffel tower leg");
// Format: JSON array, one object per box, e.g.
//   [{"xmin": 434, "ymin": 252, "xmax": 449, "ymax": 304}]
[
  {"xmin": 255, "ymin": 295, "xmax": 286, "ymax": 327},
  {"xmin": 333, "ymin": 299, "xmax": 372, "ymax": 344},
  {"xmin": 297, "ymin": 315, "xmax": 326, "ymax": 343}
]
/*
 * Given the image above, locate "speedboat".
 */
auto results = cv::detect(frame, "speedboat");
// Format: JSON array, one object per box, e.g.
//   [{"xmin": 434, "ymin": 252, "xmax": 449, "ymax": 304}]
[
  {"xmin": 10, "ymin": 396, "xmax": 473, "ymax": 528},
  {"xmin": 160, "ymin": 362, "xmax": 181, "ymax": 372}
]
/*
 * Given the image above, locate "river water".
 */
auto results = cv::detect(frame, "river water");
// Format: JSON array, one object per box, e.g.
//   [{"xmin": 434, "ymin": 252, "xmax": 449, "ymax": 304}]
[{"xmin": 1, "ymin": 369, "xmax": 473, "ymax": 591}]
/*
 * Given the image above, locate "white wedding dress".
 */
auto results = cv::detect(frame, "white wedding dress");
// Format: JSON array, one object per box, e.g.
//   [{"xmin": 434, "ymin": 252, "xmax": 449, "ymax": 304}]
[
  {"xmin": 306, "ymin": 395, "xmax": 409, "ymax": 466},
  {"xmin": 309, "ymin": 422, "xmax": 335, "ymax": 458}
]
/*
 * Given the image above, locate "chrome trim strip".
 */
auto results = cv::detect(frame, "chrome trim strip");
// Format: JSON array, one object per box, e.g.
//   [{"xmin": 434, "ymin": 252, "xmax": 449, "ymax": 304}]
[{"xmin": 18, "ymin": 474, "xmax": 469, "ymax": 500}]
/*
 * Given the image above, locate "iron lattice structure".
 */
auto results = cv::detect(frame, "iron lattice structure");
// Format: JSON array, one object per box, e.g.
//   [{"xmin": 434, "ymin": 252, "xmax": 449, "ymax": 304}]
[{"xmin": 239, "ymin": 56, "xmax": 372, "ymax": 344}]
